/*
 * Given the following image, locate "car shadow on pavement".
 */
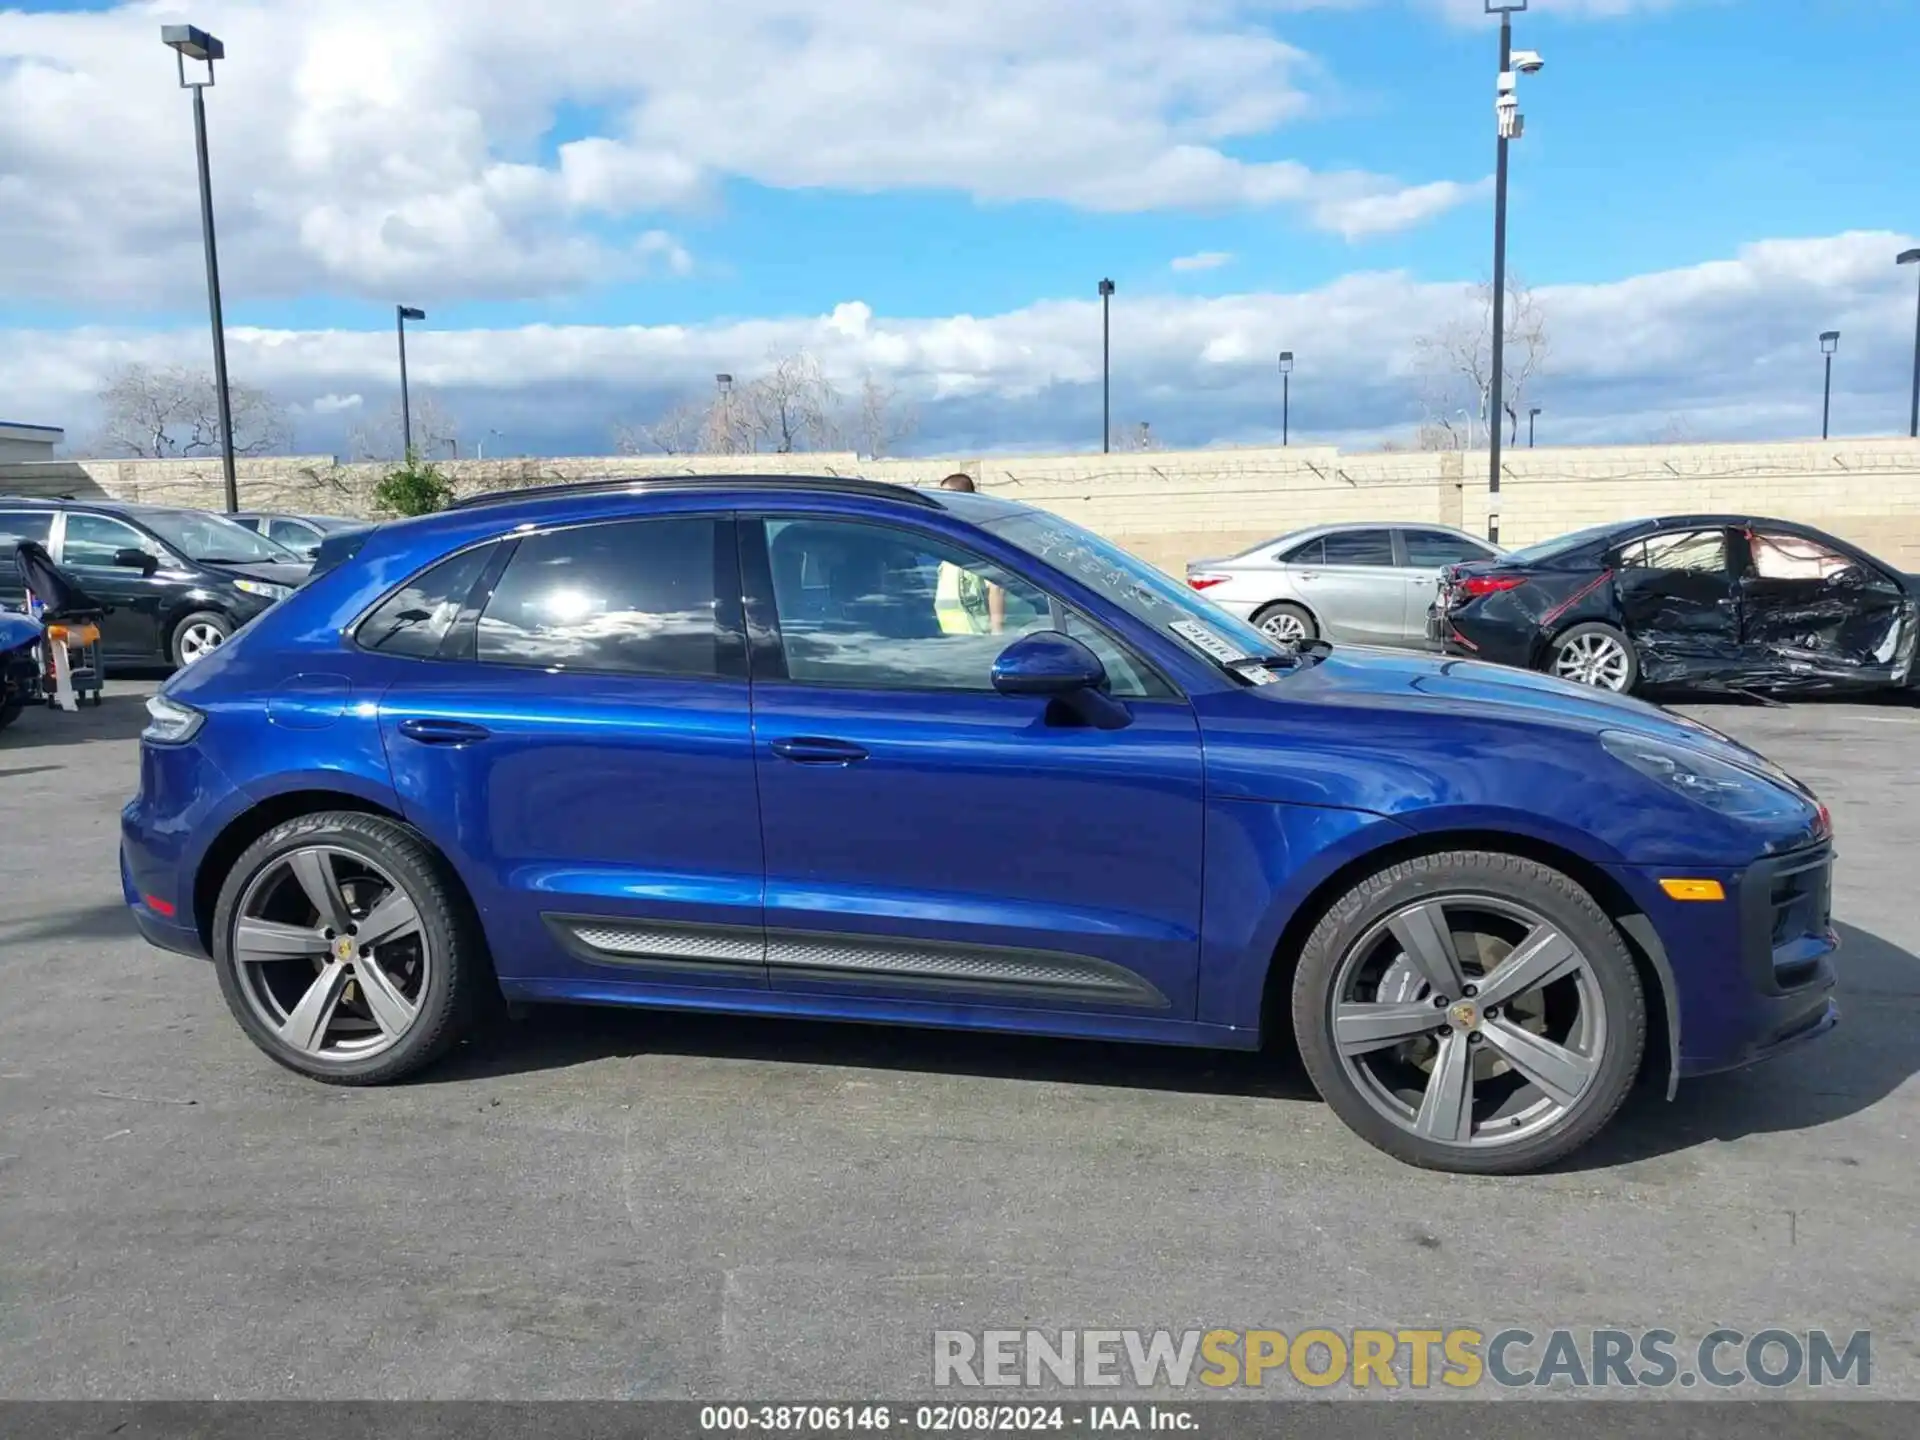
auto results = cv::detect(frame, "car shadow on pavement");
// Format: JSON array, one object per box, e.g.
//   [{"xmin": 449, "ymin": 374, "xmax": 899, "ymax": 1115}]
[
  {"xmin": 423, "ymin": 920, "xmax": 1919, "ymax": 1169},
  {"xmin": 1567, "ymin": 920, "xmax": 1920, "ymax": 1170},
  {"xmin": 0, "ymin": 693, "xmax": 153, "ymax": 749},
  {"xmin": 0, "ymin": 900, "xmax": 142, "ymax": 946},
  {"xmin": 430, "ymin": 1003, "xmax": 1322, "ymax": 1104}
]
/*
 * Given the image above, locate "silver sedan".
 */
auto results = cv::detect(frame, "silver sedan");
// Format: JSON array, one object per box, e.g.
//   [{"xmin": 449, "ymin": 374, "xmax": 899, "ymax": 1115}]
[{"xmin": 1187, "ymin": 522, "xmax": 1505, "ymax": 648}]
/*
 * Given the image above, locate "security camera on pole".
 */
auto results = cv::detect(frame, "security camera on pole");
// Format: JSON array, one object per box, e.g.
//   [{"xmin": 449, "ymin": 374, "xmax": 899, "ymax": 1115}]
[{"xmin": 1484, "ymin": 2, "xmax": 1542, "ymax": 546}]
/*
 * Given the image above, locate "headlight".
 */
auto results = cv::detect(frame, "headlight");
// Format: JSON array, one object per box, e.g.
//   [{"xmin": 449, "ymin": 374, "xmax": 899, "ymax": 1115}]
[
  {"xmin": 233, "ymin": 578, "xmax": 292, "ymax": 601},
  {"xmin": 1600, "ymin": 730, "xmax": 1808, "ymax": 823},
  {"xmin": 143, "ymin": 694, "xmax": 205, "ymax": 745}
]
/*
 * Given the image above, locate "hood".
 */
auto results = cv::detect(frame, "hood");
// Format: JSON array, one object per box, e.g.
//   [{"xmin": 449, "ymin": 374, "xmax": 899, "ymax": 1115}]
[
  {"xmin": 209, "ymin": 560, "xmax": 312, "ymax": 588},
  {"xmin": 1269, "ymin": 644, "xmax": 1784, "ymax": 771}
]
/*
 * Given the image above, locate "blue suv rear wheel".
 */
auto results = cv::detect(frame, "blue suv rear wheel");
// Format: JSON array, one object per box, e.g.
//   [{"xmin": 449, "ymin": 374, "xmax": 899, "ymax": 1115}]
[{"xmin": 211, "ymin": 811, "xmax": 492, "ymax": 1084}]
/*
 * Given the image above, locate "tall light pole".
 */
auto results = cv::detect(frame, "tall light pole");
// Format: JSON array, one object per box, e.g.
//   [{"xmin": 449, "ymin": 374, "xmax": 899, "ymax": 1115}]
[
  {"xmin": 1484, "ymin": 1, "xmax": 1541, "ymax": 546},
  {"xmin": 1899, "ymin": 249, "xmax": 1920, "ymax": 439},
  {"xmin": 1278, "ymin": 351, "xmax": 1294, "ymax": 446},
  {"xmin": 715, "ymin": 373, "xmax": 734, "ymax": 454},
  {"xmin": 1819, "ymin": 331, "xmax": 1840, "ymax": 440},
  {"xmin": 1528, "ymin": 406, "xmax": 1541, "ymax": 448},
  {"xmin": 161, "ymin": 24, "xmax": 238, "ymax": 514},
  {"xmin": 1098, "ymin": 278, "xmax": 1115, "ymax": 453},
  {"xmin": 396, "ymin": 306, "xmax": 426, "ymax": 459}
]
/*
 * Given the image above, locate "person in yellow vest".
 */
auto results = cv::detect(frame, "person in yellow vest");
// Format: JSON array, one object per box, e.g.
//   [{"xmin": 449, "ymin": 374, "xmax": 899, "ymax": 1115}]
[{"xmin": 934, "ymin": 474, "xmax": 1005, "ymax": 636}]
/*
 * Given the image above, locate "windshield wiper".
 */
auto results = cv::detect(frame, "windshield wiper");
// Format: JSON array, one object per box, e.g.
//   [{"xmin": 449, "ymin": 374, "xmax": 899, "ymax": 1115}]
[{"xmin": 1222, "ymin": 639, "xmax": 1331, "ymax": 675}]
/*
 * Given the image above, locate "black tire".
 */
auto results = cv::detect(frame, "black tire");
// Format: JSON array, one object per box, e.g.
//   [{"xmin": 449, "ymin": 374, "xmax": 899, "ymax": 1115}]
[
  {"xmin": 1251, "ymin": 601, "xmax": 1318, "ymax": 644},
  {"xmin": 1291, "ymin": 850, "xmax": 1646, "ymax": 1175},
  {"xmin": 1545, "ymin": 621, "xmax": 1639, "ymax": 694},
  {"xmin": 211, "ymin": 811, "xmax": 494, "ymax": 1085},
  {"xmin": 169, "ymin": 610, "xmax": 233, "ymax": 669},
  {"xmin": 0, "ymin": 697, "xmax": 21, "ymax": 731}
]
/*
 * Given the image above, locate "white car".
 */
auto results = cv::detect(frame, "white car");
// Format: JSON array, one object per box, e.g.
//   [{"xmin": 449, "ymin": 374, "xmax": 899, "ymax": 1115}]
[{"xmin": 1187, "ymin": 522, "xmax": 1505, "ymax": 648}]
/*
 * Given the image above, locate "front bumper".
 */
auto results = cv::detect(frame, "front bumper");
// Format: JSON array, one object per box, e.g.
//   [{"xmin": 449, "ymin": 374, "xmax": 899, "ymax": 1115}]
[{"xmin": 1619, "ymin": 841, "xmax": 1839, "ymax": 1081}]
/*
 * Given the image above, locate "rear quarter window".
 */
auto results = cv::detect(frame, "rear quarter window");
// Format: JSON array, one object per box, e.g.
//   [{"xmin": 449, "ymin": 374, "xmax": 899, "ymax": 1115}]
[{"xmin": 355, "ymin": 545, "xmax": 495, "ymax": 659}]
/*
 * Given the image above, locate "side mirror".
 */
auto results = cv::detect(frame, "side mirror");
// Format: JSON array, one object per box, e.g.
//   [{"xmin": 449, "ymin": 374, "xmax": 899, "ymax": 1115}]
[
  {"xmin": 992, "ymin": 631, "xmax": 1107, "ymax": 696},
  {"xmin": 112, "ymin": 547, "xmax": 159, "ymax": 576},
  {"xmin": 991, "ymin": 632, "xmax": 1131, "ymax": 730}
]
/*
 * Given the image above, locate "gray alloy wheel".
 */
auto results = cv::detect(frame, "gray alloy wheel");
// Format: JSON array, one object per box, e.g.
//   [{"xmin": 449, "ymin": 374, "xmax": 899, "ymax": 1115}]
[
  {"xmin": 1252, "ymin": 602, "xmax": 1317, "ymax": 645},
  {"xmin": 212, "ymin": 811, "xmax": 491, "ymax": 1084},
  {"xmin": 170, "ymin": 610, "xmax": 232, "ymax": 667},
  {"xmin": 231, "ymin": 845, "xmax": 431, "ymax": 1063},
  {"xmin": 1292, "ymin": 851, "xmax": 1645, "ymax": 1174},
  {"xmin": 1550, "ymin": 623, "xmax": 1637, "ymax": 693}
]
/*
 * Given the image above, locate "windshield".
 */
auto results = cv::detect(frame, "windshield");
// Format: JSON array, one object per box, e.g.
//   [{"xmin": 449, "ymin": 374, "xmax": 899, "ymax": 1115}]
[
  {"xmin": 985, "ymin": 509, "xmax": 1282, "ymax": 674},
  {"xmin": 1504, "ymin": 522, "xmax": 1638, "ymax": 567},
  {"xmin": 140, "ymin": 509, "xmax": 301, "ymax": 565}
]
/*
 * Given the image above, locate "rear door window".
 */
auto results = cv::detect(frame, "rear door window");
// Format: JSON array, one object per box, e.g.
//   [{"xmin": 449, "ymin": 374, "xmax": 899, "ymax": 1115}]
[
  {"xmin": 1280, "ymin": 537, "xmax": 1325, "ymax": 566},
  {"xmin": 1616, "ymin": 530, "xmax": 1728, "ymax": 574},
  {"xmin": 1402, "ymin": 529, "xmax": 1497, "ymax": 567},
  {"xmin": 476, "ymin": 517, "xmax": 724, "ymax": 677},
  {"xmin": 1318, "ymin": 529, "xmax": 1395, "ymax": 567},
  {"xmin": 0, "ymin": 512, "xmax": 54, "ymax": 550}
]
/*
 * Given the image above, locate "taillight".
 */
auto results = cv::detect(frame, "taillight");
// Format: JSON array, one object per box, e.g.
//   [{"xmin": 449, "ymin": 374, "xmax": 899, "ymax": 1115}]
[
  {"xmin": 1459, "ymin": 575, "xmax": 1527, "ymax": 599},
  {"xmin": 1188, "ymin": 573, "xmax": 1230, "ymax": 591}
]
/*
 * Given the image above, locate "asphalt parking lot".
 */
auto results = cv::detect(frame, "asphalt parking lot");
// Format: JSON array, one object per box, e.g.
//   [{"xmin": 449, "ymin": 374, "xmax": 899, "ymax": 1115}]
[{"xmin": 1, "ymin": 679, "xmax": 1917, "ymax": 1402}]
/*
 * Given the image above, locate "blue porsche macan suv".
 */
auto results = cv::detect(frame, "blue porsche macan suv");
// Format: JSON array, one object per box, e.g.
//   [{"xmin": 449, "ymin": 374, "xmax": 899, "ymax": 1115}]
[{"xmin": 120, "ymin": 477, "xmax": 1840, "ymax": 1173}]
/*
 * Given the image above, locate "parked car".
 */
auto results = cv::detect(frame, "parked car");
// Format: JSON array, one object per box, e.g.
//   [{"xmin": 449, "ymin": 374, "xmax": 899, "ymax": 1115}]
[
  {"xmin": 232, "ymin": 511, "xmax": 365, "ymax": 562},
  {"xmin": 123, "ymin": 475, "xmax": 1837, "ymax": 1174},
  {"xmin": 0, "ymin": 499, "xmax": 310, "ymax": 669},
  {"xmin": 1431, "ymin": 514, "xmax": 1920, "ymax": 696},
  {"xmin": 1187, "ymin": 523, "xmax": 1504, "ymax": 648}
]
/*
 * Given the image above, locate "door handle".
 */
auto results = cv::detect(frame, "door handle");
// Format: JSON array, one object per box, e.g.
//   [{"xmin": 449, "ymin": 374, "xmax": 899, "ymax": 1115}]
[
  {"xmin": 398, "ymin": 717, "xmax": 491, "ymax": 746},
  {"xmin": 770, "ymin": 736, "xmax": 869, "ymax": 765}
]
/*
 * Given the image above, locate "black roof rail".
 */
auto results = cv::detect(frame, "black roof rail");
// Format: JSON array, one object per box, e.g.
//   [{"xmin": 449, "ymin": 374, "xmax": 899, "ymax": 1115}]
[{"xmin": 446, "ymin": 473, "xmax": 943, "ymax": 512}]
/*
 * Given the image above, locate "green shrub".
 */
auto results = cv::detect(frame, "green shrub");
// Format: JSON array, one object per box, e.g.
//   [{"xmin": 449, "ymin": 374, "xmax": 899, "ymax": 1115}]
[{"xmin": 373, "ymin": 454, "xmax": 455, "ymax": 517}]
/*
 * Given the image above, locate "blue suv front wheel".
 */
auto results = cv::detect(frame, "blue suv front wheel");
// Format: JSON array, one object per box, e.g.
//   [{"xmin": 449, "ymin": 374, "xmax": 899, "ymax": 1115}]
[{"xmin": 1292, "ymin": 851, "xmax": 1648, "ymax": 1175}]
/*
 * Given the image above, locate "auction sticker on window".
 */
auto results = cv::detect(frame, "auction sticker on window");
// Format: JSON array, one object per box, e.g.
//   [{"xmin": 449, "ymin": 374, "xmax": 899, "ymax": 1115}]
[{"xmin": 1169, "ymin": 619, "xmax": 1254, "ymax": 664}]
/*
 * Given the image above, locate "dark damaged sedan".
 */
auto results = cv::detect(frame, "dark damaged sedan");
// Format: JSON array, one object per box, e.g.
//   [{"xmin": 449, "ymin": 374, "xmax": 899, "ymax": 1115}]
[{"xmin": 1431, "ymin": 515, "xmax": 1919, "ymax": 696}]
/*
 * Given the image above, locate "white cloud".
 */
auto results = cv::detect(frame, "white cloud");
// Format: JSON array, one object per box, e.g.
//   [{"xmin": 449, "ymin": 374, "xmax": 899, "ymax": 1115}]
[
  {"xmin": 9, "ymin": 232, "xmax": 1913, "ymax": 458},
  {"xmin": 0, "ymin": 0, "xmax": 1478, "ymax": 308},
  {"xmin": 309, "ymin": 392, "xmax": 363, "ymax": 414},
  {"xmin": 1171, "ymin": 251, "xmax": 1234, "ymax": 272}
]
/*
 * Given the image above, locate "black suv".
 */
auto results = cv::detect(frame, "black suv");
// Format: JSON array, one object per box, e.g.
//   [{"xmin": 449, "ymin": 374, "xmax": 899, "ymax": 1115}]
[{"xmin": 0, "ymin": 498, "xmax": 311, "ymax": 668}]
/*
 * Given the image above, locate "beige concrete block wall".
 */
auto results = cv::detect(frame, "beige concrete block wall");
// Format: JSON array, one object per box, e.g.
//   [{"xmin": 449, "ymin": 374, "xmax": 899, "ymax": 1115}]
[
  {"xmin": 866, "ymin": 448, "xmax": 1463, "ymax": 572},
  {"xmin": 8, "ymin": 437, "xmax": 1918, "ymax": 576}
]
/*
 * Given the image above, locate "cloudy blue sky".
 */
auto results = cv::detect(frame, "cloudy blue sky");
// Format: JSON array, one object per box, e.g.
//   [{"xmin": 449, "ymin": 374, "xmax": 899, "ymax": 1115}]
[{"xmin": 1, "ymin": 0, "xmax": 1916, "ymax": 457}]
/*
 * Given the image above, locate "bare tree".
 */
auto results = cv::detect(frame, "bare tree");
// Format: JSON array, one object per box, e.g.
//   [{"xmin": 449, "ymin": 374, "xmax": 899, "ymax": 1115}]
[
  {"xmin": 614, "ymin": 350, "xmax": 857, "ymax": 460},
  {"xmin": 1412, "ymin": 277, "xmax": 1548, "ymax": 448},
  {"xmin": 96, "ymin": 362, "xmax": 291, "ymax": 459},
  {"xmin": 1129, "ymin": 420, "xmax": 1161, "ymax": 451},
  {"xmin": 853, "ymin": 373, "xmax": 919, "ymax": 458},
  {"xmin": 615, "ymin": 398, "xmax": 709, "ymax": 456},
  {"xmin": 740, "ymin": 350, "xmax": 841, "ymax": 453},
  {"xmin": 346, "ymin": 392, "xmax": 462, "ymax": 461}
]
